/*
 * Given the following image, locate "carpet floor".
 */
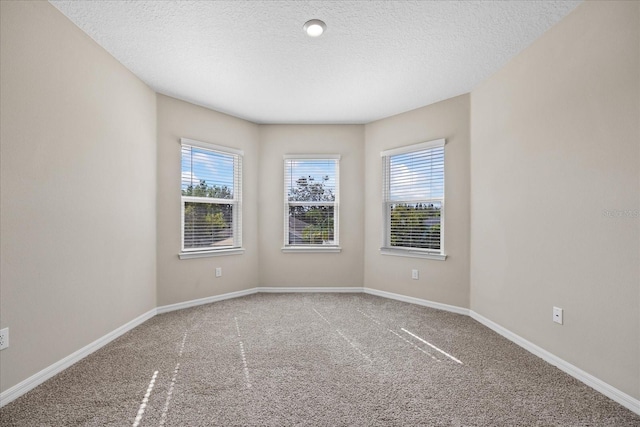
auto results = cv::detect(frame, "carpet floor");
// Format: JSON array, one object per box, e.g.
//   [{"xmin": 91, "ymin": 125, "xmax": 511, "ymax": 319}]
[{"xmin": 1, "ymin": 293, "xmax": 638, "ymax": 426}]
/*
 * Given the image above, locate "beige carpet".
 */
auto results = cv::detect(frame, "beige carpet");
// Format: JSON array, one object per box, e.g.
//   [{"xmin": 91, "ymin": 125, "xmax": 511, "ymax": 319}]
[{"xmin": 1, "ymin": 293, "xmax": 638, "ymax": 426}]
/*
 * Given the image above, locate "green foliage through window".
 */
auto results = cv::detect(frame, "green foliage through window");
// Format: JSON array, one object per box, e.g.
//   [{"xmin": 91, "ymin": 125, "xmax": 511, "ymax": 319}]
[
  {"xmin": 182, "ymin": 180, "xmax": 232, "ymax": 199},
  {"xmin": 289, "ymin": 205, "xmax": 334, "ymax": 245},
  {"xmin": 389, "ymin": 202, "xmax": 441, "ymax": 250},
  {"xmin": 285, "ymin": 158, "xmax": 339, "ymax": 246},
  {"xmin": 183, "ymin": 195, "xmax": 233, "ymax": 249},
  {"xmin": 383, "ymin": 141, "xmax": 445, "ymax": 253},
  {"xmin": 181, "ymin": 141, "xmax": 241, "ymax": 251}
]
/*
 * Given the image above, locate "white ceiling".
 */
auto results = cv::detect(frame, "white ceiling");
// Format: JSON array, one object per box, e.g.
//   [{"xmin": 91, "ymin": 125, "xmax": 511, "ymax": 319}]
[{"xmin": 50, "ymin": 0, "xmax": 581, "ymax": 124}]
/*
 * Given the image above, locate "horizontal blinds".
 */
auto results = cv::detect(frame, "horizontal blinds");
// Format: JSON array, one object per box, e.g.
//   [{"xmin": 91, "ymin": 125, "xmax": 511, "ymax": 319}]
[
  {"xmin": 285, "ymin": 159, "xmax": 337, "ymax": 202},
  {"xmin": 389, "ymin": 202, "xmax": 442, "ymax": 250},
  {"xmin": 284, "ymin": 158, "xmax": 339, "ymax": 246},
  {"xmin": 183, "ymin": 202, "xmax": 235, "ymax": 249},
  {"xmin": 384, "ymin": 147, "xmax": 444, "ymax": 202},
  {"xmin": 181, "ymin": 144, "xmax": 240, "ymax": 200},
  {"xmin": 181, "ymin": 141, "xmax": 242, "ymax": 250},
  {"xmin": 288, "ymin": 206, "xmax": 336, "ymax": 245},
  {"xmin": 383, "ymin": 144, "xmax": 444, "ymax": 251}
]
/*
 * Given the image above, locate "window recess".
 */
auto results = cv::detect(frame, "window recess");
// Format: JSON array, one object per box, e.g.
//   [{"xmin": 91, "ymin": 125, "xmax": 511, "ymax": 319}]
[
  {"xmin": 179, "ymin": 138, "xmax": 243, "ymax": 258},
  {"xmin": 283, "ymin": 155, "xmax": 340, "ymax": 252},
  {"xmin": 381, "ymin": 139, "xmax": 446, "ymax": 260}
]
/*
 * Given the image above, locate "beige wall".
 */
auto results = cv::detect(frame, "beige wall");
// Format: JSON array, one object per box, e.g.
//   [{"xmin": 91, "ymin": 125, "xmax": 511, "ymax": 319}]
[
  {"xmin": 156, "ymin": 95, "xmax": 260, "ymax": 305},
  {"xmin": 470, "ymin": 0, "xmax": 639, "ymax": 399},
  {"xmin": 363, "ymin": 95, "xmax": 471, "ymax": 308},
  {"xmin": 258, "ymin": 125, "xmax": 365, "ymax": 287},
  {"xmin": 0, "ymin": 1, "xmax": 157, "ymax": 393}
]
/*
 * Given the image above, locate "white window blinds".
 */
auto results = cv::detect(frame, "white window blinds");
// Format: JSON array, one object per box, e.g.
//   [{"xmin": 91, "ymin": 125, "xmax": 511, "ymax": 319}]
[
  {"xmin": 382, "ymin": 139, "xmax": 445, "ymax": 255},
  {"xmin": 181, "ymin": 139, "xmax": 242, "ymax": 252},
  {"xmin": 284, "ymin": 156, "xmax": 339, "ymax": 248}
]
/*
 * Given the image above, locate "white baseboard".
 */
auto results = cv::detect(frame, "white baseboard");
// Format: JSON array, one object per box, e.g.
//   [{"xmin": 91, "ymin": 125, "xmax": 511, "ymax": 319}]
[
  {"xmin": 258, "ymin": 286, "xmax": 363, "ymax": 293},
  {"xmin": 155, "ymin": 287, "xmax": 362, "ymax": 314},
  {"xmin": 0, "ymin": 307, "xmax": 156, "ymax": 408},
  {"xmin": 363, "ymin": 287, "xmax": 470, "ymax": 316},
  {"xmin": 156, "ymin": 288, "xmax": 259, "ymax": 314},
  {"xmin": 470, "ymin": 311, "xmax": 640, "ymax": 415}
]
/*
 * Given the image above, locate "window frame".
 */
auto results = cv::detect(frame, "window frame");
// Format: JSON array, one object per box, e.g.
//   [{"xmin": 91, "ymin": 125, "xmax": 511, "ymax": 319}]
[
  {"xmin": 380, "ymin": 139, "xmax": 447, "ymax": 261},
  {"xmin": 179, "ymin": 138, "xmax": 244, "ymax": 259},
  {"xmin": 282, "ymin": 154, "xmax": 341, "ymax": 253}
]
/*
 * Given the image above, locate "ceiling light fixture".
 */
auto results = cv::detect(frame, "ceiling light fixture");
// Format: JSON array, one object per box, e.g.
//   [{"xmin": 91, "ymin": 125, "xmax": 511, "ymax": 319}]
[{"xmin": 303, "ymin": 19, "xmax": 326, "ymax": 37}]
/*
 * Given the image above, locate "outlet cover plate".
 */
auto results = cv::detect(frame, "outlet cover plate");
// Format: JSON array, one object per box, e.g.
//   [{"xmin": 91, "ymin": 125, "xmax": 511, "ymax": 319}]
[
  {"xmin": 553, "ymin": 307, "xmax": 563, "ymax": 325},
  {"xmin": 411, "ymin": 269, "xmax": 419, "ymax": 280},
  {"xmin": 0, "ymin": 327, "xmax": 9, "ymax": 350}
]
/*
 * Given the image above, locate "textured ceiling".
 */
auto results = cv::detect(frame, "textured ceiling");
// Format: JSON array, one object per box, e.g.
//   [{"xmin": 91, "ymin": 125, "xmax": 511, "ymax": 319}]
[{"xmin": 49, "ymin": 1, "xmax": 581, "ymax": 124}]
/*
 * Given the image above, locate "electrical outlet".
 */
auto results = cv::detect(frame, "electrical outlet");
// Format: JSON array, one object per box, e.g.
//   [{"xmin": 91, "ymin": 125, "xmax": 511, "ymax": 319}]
[
  {"xmin": 0, "ymin": 328, "xmax": 9, "ymax": 350},
  {"xmin": 411, "ymin": 269, "xmax": 419, "ymax": 280},
  {"xmin": 553, "ymin": 307, "xmax": 563, "ymax": 325},
  {"xmin": 215, "ymin": 267, "xmax": 222, "ymax": 278}
]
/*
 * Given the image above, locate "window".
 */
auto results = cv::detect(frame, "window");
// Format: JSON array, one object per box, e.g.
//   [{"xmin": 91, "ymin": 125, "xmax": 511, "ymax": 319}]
[
  {"xmin": 283, "ymin": 155, "xmax": 340, "ymax": 252},
  {"xmin": 180, "ymin": 138, "xmax": 243, "ymax": 258},
  {"xmin": 381, "ymin": 139, "xmax": 446, "ymax": 260}
]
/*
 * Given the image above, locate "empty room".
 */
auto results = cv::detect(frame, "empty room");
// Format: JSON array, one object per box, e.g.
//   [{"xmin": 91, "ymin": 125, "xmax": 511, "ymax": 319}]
[{"xmin": 0, "ymin": 0, "xmax": 638, "ymax": 425}]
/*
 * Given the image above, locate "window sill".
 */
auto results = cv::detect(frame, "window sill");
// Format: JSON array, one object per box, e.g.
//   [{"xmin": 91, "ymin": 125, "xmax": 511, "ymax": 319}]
[
  {"xmin": 282, "ymin": 246, "xmax": 342, "ymax": 253},
  {"xmin": 380, "ymin": 247, "xmax": 447, "ymax": 261},
  {"xmin": 179, "ymin": 248, "xmax": 245, "ymax": 259}
]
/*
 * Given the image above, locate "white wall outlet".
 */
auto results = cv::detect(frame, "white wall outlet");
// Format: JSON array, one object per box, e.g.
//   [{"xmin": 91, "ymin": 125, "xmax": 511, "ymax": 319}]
[
  {"xmin": 553, "ymin": 307, "xmax": 563, "ymax": 325},
  {"xmin": 0, "ymin": 327, "xmax": 9, "ymax": 350},
  {"xmin": 411, "ymin": 269, "xmax": 419, "ymax": 280},
  {"xmin": 215, "ymin": 267, "xmax": 222, "ymax": 278}
]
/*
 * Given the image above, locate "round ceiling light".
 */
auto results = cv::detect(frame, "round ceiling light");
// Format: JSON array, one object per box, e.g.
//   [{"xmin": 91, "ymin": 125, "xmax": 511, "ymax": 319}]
[{"xmin": 303, "ymin": 19, "xmax": 326, "ymax": 37}]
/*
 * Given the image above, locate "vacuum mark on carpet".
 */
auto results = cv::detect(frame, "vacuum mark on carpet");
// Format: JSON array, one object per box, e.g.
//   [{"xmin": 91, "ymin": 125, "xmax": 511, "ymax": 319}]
[
  {"xmin": 336, "ymin": 328, "xmax": 373, "ymax": 363},
  {"xmin": 234, "ymin": 317, "xmax": 252, "ymax": 388},
  {"xmin": 357, "ymin": 309, "xmax": 439, "ymax": 361},
  {"xmin": 312, "ymin": 308, "xmax": 331, "ymax": 325},
  {"xmin": 313, "ymin": 307, "xmax": 373, "ymax": 363},
  {"xmin": 401, "ymin": 328, "xmax": 463, "ymax": 364},
  {"xmin": 234, "ymin": 317, "xmax": 242, "ymax": 337},
  {"xmin": 159, "ymin": 331, "xmax": 188, "ymax": 426},
  {"xmin": 132, "ymin": 370, "xmax": 158, "ymax": 427}
]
